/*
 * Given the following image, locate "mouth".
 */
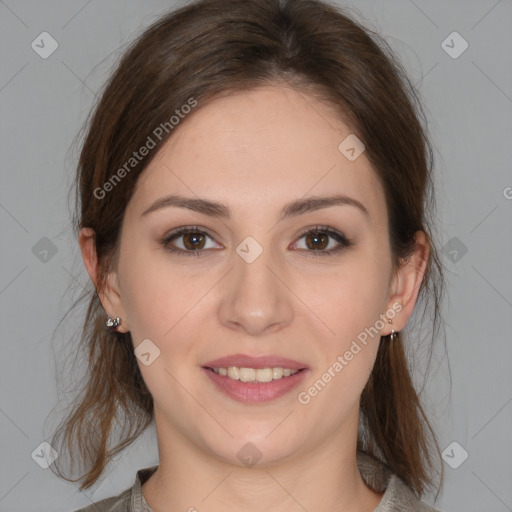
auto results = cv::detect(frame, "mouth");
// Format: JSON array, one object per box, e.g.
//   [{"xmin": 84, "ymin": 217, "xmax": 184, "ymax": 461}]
[
  {"xmin": 201, "ymin": 354, "xmax": 310, "ymax": 403},
  {"xmin": 204, "ymin": 366, "xmax": 305, "ymax": 382}
]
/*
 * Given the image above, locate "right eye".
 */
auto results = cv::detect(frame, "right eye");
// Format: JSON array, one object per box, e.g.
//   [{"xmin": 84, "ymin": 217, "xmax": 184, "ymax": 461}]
[{"xmin": 160, "ymin": 226, "xmax": 222, "ymax": 257}]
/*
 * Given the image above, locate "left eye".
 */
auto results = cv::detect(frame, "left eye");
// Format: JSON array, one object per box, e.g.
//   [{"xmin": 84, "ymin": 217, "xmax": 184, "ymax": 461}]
[
  {"xmin": 291, "ymin": 226, "xmax": 353, "ymax": 256},
  {"xmin": 161, "ymin": 225, "xmax": 352, "ymax": 257}
]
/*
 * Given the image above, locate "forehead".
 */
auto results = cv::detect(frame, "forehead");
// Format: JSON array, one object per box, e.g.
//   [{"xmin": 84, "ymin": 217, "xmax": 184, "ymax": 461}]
[{"xmin": 128, "ymin": 85, "xmax": 387, "ymax": 224}]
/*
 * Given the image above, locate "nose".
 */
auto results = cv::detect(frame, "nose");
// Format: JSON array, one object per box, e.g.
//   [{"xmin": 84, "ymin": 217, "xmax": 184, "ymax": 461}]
[{"xmin": 218, "ymin": 245, "xmax": 294, "ymax": 336}]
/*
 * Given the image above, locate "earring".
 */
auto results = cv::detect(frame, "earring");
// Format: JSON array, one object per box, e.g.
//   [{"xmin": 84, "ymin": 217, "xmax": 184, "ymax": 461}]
[
  {"xmin": 387, "ymin": 318, "xmax": 399, "ymax": 341},
  {"xmin": 106, "ymin": 316, "xmax": 121, "ymax": 331}
]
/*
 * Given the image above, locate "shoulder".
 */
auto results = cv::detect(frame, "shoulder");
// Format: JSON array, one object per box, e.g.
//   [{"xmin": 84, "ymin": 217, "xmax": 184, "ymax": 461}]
[
  {"xmin": 73, "ymin": 487, "xmax": 131, "ymax": 512},
  {"xmin": 381, "ymin": 474, "xmax": 443, "ymax": 511},
  {"xmin": 356, "ymin": 451, "xmax": 445, "ymax": 512},
  {"xmin": 72, "ymin": 466, "xmax": 157, "ymax": 512}
]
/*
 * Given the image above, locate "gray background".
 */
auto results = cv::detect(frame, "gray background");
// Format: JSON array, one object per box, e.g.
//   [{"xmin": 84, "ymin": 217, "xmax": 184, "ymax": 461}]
[{"xmin": 1, "ymin": 0, "xmax": 511, "ymax": 511}]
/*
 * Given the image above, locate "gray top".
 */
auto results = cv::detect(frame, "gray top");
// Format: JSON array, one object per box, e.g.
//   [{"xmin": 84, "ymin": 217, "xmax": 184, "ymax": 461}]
[{"xmin": 74, "ymin": 452, "xmax": 443, "ymax": 511}]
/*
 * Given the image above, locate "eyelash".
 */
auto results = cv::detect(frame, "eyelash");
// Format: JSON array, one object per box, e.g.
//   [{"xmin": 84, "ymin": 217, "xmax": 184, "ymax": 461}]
[{"xmin": 160, "ymin": 224, "xmax": 353, "ymax": 258}]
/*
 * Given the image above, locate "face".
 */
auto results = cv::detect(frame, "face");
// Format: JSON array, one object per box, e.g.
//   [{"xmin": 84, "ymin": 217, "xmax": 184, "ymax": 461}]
[{"xmin": 109, "ymin": 85, "xmax": 399, "ymax": 466}]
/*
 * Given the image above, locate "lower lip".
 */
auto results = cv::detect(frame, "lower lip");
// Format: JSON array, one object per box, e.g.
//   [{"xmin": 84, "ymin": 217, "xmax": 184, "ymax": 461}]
[{"xmin": 202, "ymin": 367, "xmax": 309, "ymax": 403}]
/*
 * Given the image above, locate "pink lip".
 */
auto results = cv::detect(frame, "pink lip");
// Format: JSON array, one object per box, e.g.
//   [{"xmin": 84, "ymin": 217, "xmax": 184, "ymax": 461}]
[
  {"xmin": 202, "ymin": 367, "xmax": 310, "ymax": 403},
  {"xmin": 201, "ymin": 354, "xmax": 310, "ymax": 403},
  {"xmin": 202, "ymin": 354, "xmax": 309, "ymax": 371}
]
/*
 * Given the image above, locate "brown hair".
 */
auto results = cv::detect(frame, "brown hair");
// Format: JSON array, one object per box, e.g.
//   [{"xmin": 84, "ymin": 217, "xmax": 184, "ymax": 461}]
[{"xmin": 52, "ymin": 0, "xmax": 446, "ymax": 497}]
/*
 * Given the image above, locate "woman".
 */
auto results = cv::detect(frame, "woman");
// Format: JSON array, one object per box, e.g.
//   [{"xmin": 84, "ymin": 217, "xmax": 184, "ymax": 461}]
[{"xmin": 52, "ymin": 0, "xmax": 448, "ymax": 510}]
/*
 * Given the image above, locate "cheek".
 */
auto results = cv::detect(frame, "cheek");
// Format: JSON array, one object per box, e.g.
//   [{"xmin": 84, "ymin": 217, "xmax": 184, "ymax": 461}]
[
  {"xmin": 297, "ymin": 275, "xmax": 385, "ymax": 419},
  {"xmin": 297, "ymin": 249, "xmax": 389, "ymax": 399},
  {"xmin": 302, "ymin": 253, "xmax": 390, "ymax": 339},
  {"xmin": 118, "ymin": 242, "xmax": 190, "ymax": 339}
]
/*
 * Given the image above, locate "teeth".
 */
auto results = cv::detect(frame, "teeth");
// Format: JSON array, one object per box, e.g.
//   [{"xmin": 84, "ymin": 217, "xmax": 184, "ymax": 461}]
[
  {"xmin": 212, "ymin": 366, "xmax": 300, "ymax": 382},
  {"xmin": 227, "ymin": 367, "xmax": 239, "ymax": 380},
  {"xmin": 273, "ymin": 367, "xmax": 284, "ymax": 379}
]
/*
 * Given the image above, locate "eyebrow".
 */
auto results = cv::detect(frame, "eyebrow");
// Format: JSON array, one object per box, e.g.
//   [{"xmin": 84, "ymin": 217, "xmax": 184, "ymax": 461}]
[{"xmin": 141, "ymin": 193, "xmax": 370, "ymax": 221}]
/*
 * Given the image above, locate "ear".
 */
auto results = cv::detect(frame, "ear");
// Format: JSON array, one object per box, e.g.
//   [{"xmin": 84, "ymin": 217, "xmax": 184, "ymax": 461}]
[
  {"xmin": 78, "ymin": 227, "xmax": 130, "ymax": 333},
  {"xmin": 382, "ymin": 230, "xmax": 429, "ymax": 335}
]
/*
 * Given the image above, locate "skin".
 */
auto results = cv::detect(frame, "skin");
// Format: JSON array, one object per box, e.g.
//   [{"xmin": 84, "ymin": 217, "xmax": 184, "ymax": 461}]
[{"xmin": 79, "ymin": 85, "xmax": 428, "ymax": 512}]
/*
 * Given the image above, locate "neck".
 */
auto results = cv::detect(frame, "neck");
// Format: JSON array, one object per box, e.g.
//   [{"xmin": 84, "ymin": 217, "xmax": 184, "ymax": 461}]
[{"xmin": 142, "ymin": 409, "xmax": 384, "ymax": 512}]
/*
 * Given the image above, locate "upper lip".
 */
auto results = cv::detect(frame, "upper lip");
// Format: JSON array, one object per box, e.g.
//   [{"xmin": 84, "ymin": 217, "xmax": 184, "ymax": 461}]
[{"xmin": 202, "ymin": 354, "xmax": 309, "ymax": 370}]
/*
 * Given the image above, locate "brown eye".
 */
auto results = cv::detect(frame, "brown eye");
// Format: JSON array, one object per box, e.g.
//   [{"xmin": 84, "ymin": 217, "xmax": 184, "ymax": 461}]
[
  {"xmin": 182, "ymin": 232, "xmax": 207, "ymax": 250},
  {"xmin": 161, "ymin": 226, "xmax": 221, "ymax": 257},
  {"xmin": 304, "ymin": 231, "xmax": 330, "ymax": 251},
  {"xmin": 293, "ymin": 225, "xmax": 353, "ymax": 257},
  {"xmin": 161, "ymin": 225, "xmax": 353, "ymax": 258}
]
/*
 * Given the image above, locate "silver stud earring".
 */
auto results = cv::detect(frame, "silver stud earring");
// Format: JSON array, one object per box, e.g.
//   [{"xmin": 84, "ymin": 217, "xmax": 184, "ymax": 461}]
[
  {"xmin": 387, "ymin": 318, "xmax": 399, "ymax": 341},
  {"xmin": 106, "ymin": 316, "xmax": 121, "ymax": 330}
]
